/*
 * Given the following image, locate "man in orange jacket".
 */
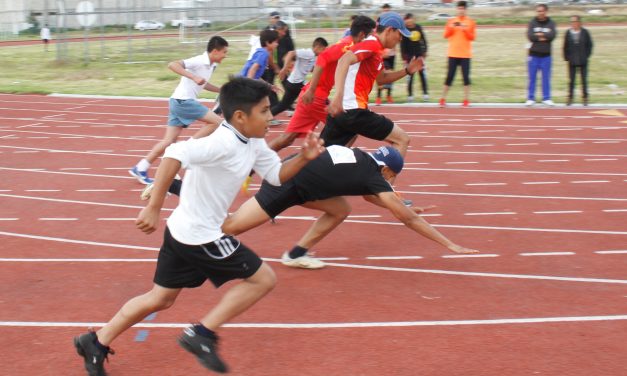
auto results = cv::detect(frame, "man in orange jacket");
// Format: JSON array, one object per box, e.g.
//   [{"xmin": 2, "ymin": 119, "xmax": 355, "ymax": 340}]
[{"xmin": 439, "ymin": 1, "xmax": 476, "ymax": 108}]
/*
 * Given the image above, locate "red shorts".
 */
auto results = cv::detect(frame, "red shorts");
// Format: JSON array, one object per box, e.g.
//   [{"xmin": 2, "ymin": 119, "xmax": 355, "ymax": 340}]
[{"xmin": 285, "ymin": 92, "xmax": 329, "ymax": 136}]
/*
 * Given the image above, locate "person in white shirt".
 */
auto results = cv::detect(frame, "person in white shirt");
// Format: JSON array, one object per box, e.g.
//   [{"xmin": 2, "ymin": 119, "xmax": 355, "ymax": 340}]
[
  {"xmin": 129, "ymin": 36, "xmax": 228, "ymax": 184},
  {"xmin": 73, "ymin": 77, "xmax": 325, "ymax": 375},
  {"xmin": 271, "ymin": 37, "xmax": 328, "ymax": 117},
  {"xmin": 40, "ymin": 24, "xmax": 51, "ymax": 51}
]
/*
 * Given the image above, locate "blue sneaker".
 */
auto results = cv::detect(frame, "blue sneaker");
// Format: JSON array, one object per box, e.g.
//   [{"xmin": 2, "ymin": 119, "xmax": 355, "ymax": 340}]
[{"xmin": 129, "ymin": 166, "xmax": 154, "ymax": 185}]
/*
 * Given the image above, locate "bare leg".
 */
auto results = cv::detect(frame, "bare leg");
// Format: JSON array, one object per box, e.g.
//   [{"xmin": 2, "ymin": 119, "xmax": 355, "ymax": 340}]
[
  {"xmin": 296, "ymin": 197, "xmax": 351, "ymax": 249},
  {"xmin": 96, "ymin": 285, "xmax": 181, "ymax": 346},
  {"xmin": 383, "ymin": 125, "xmax": 410, "ymax": 158},
  {"xmin": 144, "ymin": 126, "xmax": 183, "ymax": 164},
  {"xmin": 222, "ymin": 197, "xmax": 271, "ymax": 236},
  {"xmin": 200, "ymin": 263, "xmax": 276, "ymax": 330},
  {"xmin": 463, "ymin": 85, "xmax": 470, "ymax": 102},
  {"xmin": 267, "ymin": 132, "xmax": 299, "ymax": 152}
]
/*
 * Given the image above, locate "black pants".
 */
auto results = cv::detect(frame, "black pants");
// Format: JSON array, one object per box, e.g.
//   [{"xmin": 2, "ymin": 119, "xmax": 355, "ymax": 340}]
[
  {"xmin": 445, "ymin": 57, "xmax": 471, "ymax": 86},
  {"xmin": 271, "ymin": 80, "xmax": 303, "ymax": 116},
  {"xmin": 408, "ymin": 68, "xmax": 428, "ymax": 96},
  {"xmin": 568, "ymin": 63, "xmax": 588, "ymax": 99},
  {"xmin": 262, "ymin": 68, "xmax": 279, "ymax": 107}
]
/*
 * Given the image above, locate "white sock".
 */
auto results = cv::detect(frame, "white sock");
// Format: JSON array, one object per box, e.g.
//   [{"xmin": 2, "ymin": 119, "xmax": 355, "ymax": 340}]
[{"xmin": 136, "ymin": 159, "xmax": 151, "ymax": 172}]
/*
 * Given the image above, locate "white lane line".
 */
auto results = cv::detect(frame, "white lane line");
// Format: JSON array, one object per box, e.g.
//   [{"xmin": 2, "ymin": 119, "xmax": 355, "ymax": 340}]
[
  {"xmin": 595, "ymin": 250, "xmax": 627, "ymax": 254},
  {"xmin": 439, "ymin": 130, "xmax": 467, "ymax": 133},
  {"xmin": 516, "ymin": 129, "xmax": 545, "ymax": 132},
  {"xmin": 603, "ymin": 209, "xmax": 627, "ymax": 212},
  {"xmin": 0, "ymin": 167, "xmax": 135, "ymax": 180},
  {"xmin": 584, "ymin": 158, "xmax": 617, "ymax": 161},
  {"xmin": 533, "ymin": 211, "xmax": 582, "ymax": 214},
  {"xmin": 0, "ymin": 193, "xmax": 156, "ymax": 210},
  {"xmin": 519, "ymin": 252, "xmax": 576, "ymax": 256},
  {"xmin": 0, "ymin": 218, "xmax": 18, "ymax": 221},
  {"xmin": 76, "ymin": 118, "xmax": 98, "ymax": 121},
  {"xmin": 56, "ymin": 125, "xmax": 80, "ymax": 128},
  {"xmin": 491, "ymin": 160, "xmax": 523, "ymax": 163},
  {"xmin": 423, "ymin": 145, "xmax": 452, "ymax": 148},
  {"xmin": 65, "ymin": 106, "xmax": 85, "ymax": 110},
  {"xmin": 13, "ymin": 151, "xmax": 39, "ymax": 153},
  {"xmin": 465, "ymin": 183, "xmax": 507, "ymax": 186},
  {"xmin": 86, "ymin": 150, "xmax": 114, "ymax": 153},
  {"xmin": 0, "ymin": 189, "xmax": 12, "ymax": 192},
  {"xmin": 445, "ymin": 161, "xmax": 478, "ymax": 164},
  {"xmin": 0, "ymin": 231, "xmax": 158, "ymax": 251},
  {"xmin": 464, "ymin": 212, "xmax": 517, "ymax": 216},
  {"xmin": 0, "ymin": 145, "xmax": 142, "ymax": 158},
  {"xmin": 366, "ymin": 256, "xmax": 424, "ymax": 260},
  {"xmin": 404, "ymin": 162, "xmax": 431, "ymax": 165},
  {"xmin": 570, "ymin": 180, "xmax": 610, "ymax": 184},
  {"xmin": 346, "ymin": 215, "xmax": 382, "ymax": 218},
  {"xmin": 397, "ymin": 190, "xmax": 627, "ymax": 203},
  {"xmin": 476, "ymin": 130, "xmax": 504, "ymax": 133},
  {"xmin": 593, "ymin": 127, "xmax": 619, "ymax": 130},
  {"xmin": 59, "ymin": 167, "xmax": 91, "ymax": 170},
  {"xmin": 42, "ymin": 114, "xmax": 65, "ymax": 118},
  {"xmin": 409, "ymin": 184, "xmax": 449, "ymax": 187},
  {"xmin": 0, "ymin": 258, "xmax": 155, "ymax": 262},
  {"xmin": 76, "ymin": 189, "xmax": 116, "ymax": 192},
  {"xmin": 556, "ymin": 128, "xmax": 582, "ymax": 131},
  {"xmin": 593, "ymin": 141, "xmax": 620, "ymax": 144},
  {"xmin": 318, "ymin": 257, "xmax": 350, "ymax": 261},
  {"xmin": 59, "ymin": 136, "xmax": 84, "ymax": 139},
  {"xmin": 419, "ymin": 214, "xmax": 443, "ymax": 217},
  {"xmin": 506, "ymin": 143, "xmax": 539, "ymax": 146},
  {"xmin": 537, "ymin": 159, "xmax": 570, "ymax": 162},
  {"xmin": 4, "ymin": 314, "xmax": 627, "ymax": 329},
  {"xmin": 551, "ymin": 142, "xmax": 584, "ymax": 145},
  {"xmin": 27, "ymin": 137, "xmax": 50, "ymax": 139},
  {"xmin": 25, "ymin": 189, "xmax": 60, "ymax": 192},
  {"xmin": 96, "ymin": 218, "xmax": 136, "ymax": 221},
  {"xmin": 463, "ymin": 144, "xmax": 495, "ymax": 147},
  {"xmin": 442, "ymin": 254, "xmax": 500, "ymax": 258},
  {"xmin": 522, "ymin": 181, "xmax": 560, "ymax": 185},
  {"xmin": 38, "ymin": 218, "xmax": 78, "ymax": 221}
]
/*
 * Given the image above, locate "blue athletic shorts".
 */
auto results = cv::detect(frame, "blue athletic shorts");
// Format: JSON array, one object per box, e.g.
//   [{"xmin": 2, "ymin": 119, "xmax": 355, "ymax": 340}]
[{"xmin": 167, "ymin": 98, "xmax": 209, "ymax": 127}]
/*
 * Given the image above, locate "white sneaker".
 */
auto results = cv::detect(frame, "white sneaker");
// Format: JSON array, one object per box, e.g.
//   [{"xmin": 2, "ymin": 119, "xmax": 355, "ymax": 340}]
[
  {"xmin": 423, "ymin": 94, "xmax": 430, "ymax": 102},
  {"xmin": 542, "ymin": 99, "xmax": 555, "ymax": 106},
  {"xmin": 140, "ymin": 183, "xmax": 154, "ymax": 201},
  {"xmin": 407, "ymin": 96, "xmax": 414, "ymax": 102},
  {"xmin": 525, "ymin": 100, "xmax": 535, "ymax": 107},
  {"xmin": 281, "ymin": 251, "xmax": 325, "ymax": 269}
]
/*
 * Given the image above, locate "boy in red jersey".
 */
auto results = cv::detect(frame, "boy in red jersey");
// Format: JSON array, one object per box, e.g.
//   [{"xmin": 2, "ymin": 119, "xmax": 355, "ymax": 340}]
[{"xmin": 324, "ymin": 12, "xmax": 423, "ymax": 158}]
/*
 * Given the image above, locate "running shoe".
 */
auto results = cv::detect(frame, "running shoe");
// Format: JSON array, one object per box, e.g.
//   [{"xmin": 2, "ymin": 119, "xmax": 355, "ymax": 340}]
[
  {"xmin": 407, "ymin": 95, "xmax": 414, "ymax": 102},
  {"xmin": 375, "ymin": 97, "xmax": 382, "ymax": 106},
  {"xmin": 423, "ymin": 94, "xmax": 430, "ymax": 102},
  {"xmin": 386, "ymin": 95, "xmax": 394, "ymax": 104},
  {"xmin": 73, "ymin": 330, "xmax": 114, "ymax": 376},
  {"xmin": 541, "ymin": 99, "xmax": 555, "ymax": 107},
  {"xmin": 178, "ymin": 326, "xmax": 228, "ymax": 374},
  {"xmin": 439, "ymin": 98, "xmax": 446, "ymax": 108},
  {"xmin": 129, "ymin": 166, "xmax": 153, "ymax": 185},
  {"xmin": 281, "ymin": 251, "xmax": 325, "ymax": 269},
  {"xmin": 525, "ymin": 99, "xmax": 535, "ymax": 107},
  {"xmin": 462, "ymin": 99, "xmax": 470, "ymax": 107}
]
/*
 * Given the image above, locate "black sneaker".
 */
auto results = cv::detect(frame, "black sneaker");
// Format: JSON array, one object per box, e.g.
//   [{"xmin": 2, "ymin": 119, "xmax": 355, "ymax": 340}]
[
  {"xmin": 178, "ymin": 327, "xmax": 229, "ymax": 373},
  {"xmin": 73, "ymin": 330, "xmax": 114, "ymax": 376}
]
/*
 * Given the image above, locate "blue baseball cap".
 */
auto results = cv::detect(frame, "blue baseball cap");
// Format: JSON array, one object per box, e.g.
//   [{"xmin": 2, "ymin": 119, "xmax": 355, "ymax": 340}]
[
  {"xmin": 371, "ymin": 146, "xmax": 404, "ymax": 174},
  {"xmin": 378, "ymin": 12, "xmax": 411, "ymax": 37}
]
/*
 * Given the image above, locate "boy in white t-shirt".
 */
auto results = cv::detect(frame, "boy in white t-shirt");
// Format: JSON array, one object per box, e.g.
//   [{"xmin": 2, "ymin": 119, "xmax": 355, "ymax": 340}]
[
  {"xmin": 40, "ymin": 25, "xmax": 51, "ymax": 52},
  {"xmin": 271, "ymin": 37, "xmax": 328, "ymax": 117},
  {"xmin": 73, "ymin": 77, "xmax": 325, "ymax": 375},
  {"xmin": 129, "ymin": 36, "xmax": 228, "ymax": 184}
]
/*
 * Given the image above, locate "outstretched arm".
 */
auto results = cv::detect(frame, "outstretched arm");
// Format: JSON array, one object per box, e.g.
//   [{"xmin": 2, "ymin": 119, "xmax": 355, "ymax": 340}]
[{"xmin": 373, "ymin": 191, "xmax": 478, "ymax": 254}]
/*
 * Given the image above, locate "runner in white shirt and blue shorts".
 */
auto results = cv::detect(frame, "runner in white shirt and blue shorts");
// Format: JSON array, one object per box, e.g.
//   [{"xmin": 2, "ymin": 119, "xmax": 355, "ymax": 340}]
[{"xmin": 129, "ymin": 36, "xmax": 228, "ymax": 184}]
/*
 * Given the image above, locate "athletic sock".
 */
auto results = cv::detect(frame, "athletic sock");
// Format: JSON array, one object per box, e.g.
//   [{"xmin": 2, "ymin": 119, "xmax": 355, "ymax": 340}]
[
  {"xmin": 193, "ymin": 324, "xmax": 217, "ymax": 340},
  {"xmin": 94, "ymin": 337, "xmax": 110, "ymax": 353},
  {"xmin": 288, "ymin": 245, "xmax": 308, "ymax": 259},
  {"xmin": 136, "ymin": 159, "xmax": 150, "ymax": 172}
]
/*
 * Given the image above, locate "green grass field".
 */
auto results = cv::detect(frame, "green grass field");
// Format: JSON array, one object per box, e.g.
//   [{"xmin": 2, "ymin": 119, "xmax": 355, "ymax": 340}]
[{"xmin": 1, "ymin": 23, "xmax": 626, "ymax": 104}]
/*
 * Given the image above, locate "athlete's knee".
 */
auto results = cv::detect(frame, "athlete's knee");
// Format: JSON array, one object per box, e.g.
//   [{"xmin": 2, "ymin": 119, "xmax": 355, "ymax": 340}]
[
  {"xmin": 146, "ymin": 290, "xmax": 177, "ymax": 311},
  {"xmin": 251, "ymin": 264, "xmax": 277, "ymax": 292}
]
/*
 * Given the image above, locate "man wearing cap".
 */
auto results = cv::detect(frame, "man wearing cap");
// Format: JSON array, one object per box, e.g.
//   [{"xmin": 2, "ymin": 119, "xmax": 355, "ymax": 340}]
[
  {"xmin": 221, "ymin": 145, "xmax": 478, "ymax": 269},
  {"xmin": 325, "ymin": 11, "xmax": 423, "ymax": 161}
]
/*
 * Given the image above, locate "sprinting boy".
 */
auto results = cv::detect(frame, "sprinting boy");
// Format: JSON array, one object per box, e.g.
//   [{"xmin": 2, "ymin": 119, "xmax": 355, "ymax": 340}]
[{"xmin": 73, "ymin": 77, "xmax": 324, "ymax": 375}]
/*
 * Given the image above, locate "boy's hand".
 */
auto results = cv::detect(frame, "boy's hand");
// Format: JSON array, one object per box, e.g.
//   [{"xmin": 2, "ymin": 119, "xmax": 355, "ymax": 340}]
[
  {"xmin": 301, "ymin": 88, "xmax": 314, "ymax": 105},
  {"xmin": 193, "ymin": 76, "xmax": 207, "ymax": 86},
  {"xmin": 136, "ymin": 206, "xmax": 160, "ymax": 234},
  {"xmin": 327, "ymin": 97, "xmax": 344, "ymax": 117},
  {"xmin": 407, "ymin": 57, "xmax": 424, "ymax": 75},
  {"xmin": 300, "ymin": 132, "xmax": 325, "ymax": 161}
]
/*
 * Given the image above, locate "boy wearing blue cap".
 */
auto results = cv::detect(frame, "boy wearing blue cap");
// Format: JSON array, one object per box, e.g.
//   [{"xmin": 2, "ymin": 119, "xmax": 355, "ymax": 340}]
[{"xmin": 325, "ymin": 11, "xmax": 423, "ymax": 160}]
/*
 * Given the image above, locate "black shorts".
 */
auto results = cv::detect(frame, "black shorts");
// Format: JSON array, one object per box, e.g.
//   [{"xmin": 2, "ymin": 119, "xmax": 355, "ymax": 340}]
[
  {"xmin": 320, "ymin": 109, "xmax": 394, "ymax": 147},
  {"xmin": 255, "ymin": 179, "xmax": 305, "ymax": 218},
  {"xmin": 154, "ymin": 227, "xmax": 263, "ymax": 288}
]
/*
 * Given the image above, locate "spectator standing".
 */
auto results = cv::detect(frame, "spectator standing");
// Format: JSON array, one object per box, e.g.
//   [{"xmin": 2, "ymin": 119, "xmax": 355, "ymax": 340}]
[
  {"xmin": 375, "ymin": 3, "xmax": 396, "ymax": 105},
  {"xmin": 526, "ymin": 3, "xmax": 557, "ymax": 107},
  {"xmin": 439, "ymin": 1, "xmax": 476, "ymax": 108},
  {"xmin": 563, "ymin": 15, "xmax": 593, "ymax": 106},
  {"xmin": 401, "ymin": 13, "xmax": 428, "ymax": 102},
  {"xmin": 40, "ymin": 24, "xmax": 51, "ymax": 52}
]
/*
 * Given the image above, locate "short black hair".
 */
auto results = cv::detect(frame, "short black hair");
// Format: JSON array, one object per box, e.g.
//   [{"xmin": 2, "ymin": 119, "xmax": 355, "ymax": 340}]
[
  {"xmin": 381, "ymin": 3, "xmax": 391, "ymax": 9},
  {"xmin": 404, "ymin": 13, "xmax": 414, "ymax": 20},
  {"xmin": 259, "ymin": 29, "xmax": 279, "ymax": 47},
  {"xmin": 312, "ymin": 37, "xmax": 328, "ymax": 48},
  {"xmin": 206, "ymin": 36, "xmax": 228, "ymax": 52},
  {"xmin": 457, "ymin": 1, "xmax": 468, "ymax": 8},
  {"xmin": 536, "ymin": 3, "xmax": 548, "ymax": 11},
  {"xmin": 220, "ymin": 77, "xmax": 273, "ymax": 122},
  {"xmin": 350, "ymin": 15, "xmax": 376, "ymax": 38}
]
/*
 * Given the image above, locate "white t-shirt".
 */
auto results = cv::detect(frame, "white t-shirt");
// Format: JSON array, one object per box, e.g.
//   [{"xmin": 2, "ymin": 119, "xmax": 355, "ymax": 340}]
[
  {"xmin": 288, "ymin": 48, "xmax": 317, "ymax": 84},
  {"xmin": 170, "ymin": 52, "xmax": 218, "ymax": 100},
  {"xmin": 40, "ymin": 27, "xmax": 51, "ymax": 40},
  {"xmin": 164, "ymin": 121, "xmax": 282, "ymax": 245}
]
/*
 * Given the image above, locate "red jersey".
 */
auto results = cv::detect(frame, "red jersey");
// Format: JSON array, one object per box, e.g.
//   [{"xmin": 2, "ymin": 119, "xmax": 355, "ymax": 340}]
[
  {"xmin": 342, "ymin": 35, "xmax": 384, "ymax": 110},
  {"xmin": 311, "ymin": 36, "xmax": 354, "ymax": 98}
]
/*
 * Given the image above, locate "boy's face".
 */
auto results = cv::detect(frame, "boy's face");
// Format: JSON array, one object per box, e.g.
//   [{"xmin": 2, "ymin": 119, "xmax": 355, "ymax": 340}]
[
  {"xmin": 381, "ymin": 27, "xmax": 402, "ymax": 49},
  {"xmin": 239, "ymin": 97, "xmax": 273, "ymax": 138},
  {"xmin": 209, "ymin": 47, "xmax": 228, "ymax": 64},
  {"xmin": 313, "ymin": 45, "xmax": 327, "ymax": 55},
  {"xmin": 405, "ymin": 17, "xmax": 415, "ymax": 28},
  {"xmin": 267, "ymin": 39, "xmax": 279, "ymax": 51},
  {"xmin": 457, "ymin": 6, "xmax": 466, "ymax": 17}
]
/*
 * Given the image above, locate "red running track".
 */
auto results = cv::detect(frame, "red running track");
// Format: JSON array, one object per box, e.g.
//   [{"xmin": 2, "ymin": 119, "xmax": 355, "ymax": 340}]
[{"xmin": 1, "ymin": 93, "xmax": 626, "ymax": 375}]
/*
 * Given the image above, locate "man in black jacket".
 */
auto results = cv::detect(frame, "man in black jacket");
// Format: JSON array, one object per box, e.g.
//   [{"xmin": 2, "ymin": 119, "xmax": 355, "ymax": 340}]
[
  {"xmin": 563, "ymin": 15, "xmax": 593, "ymax": 106},
  {"xmin": 401, "ymin": 13, "xmax": 429, "ymax": 102},
  {"xmin": 526, "ymin": 3, "xmax": 557, "ymax": 107}
]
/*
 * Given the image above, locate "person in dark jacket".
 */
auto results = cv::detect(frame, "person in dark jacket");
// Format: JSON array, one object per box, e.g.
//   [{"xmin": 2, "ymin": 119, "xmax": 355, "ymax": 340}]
[
  {"xmin": 401, "ymin": 13, "xmax": 429, "ymax": 102},
  {"xmin": 563, "ymin": 15, "xmax": 593, "ymax": 106},
  {"xmin": 526, "ymin": 3, "xmax": 557, "ymax": 107}
]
